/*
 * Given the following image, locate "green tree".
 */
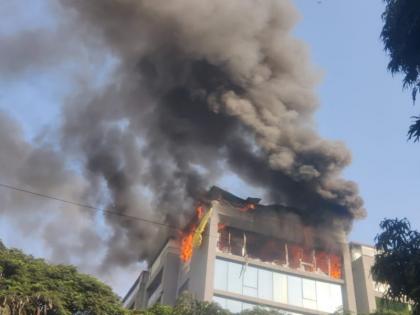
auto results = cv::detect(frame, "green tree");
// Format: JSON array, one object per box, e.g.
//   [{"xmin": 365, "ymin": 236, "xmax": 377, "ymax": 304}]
[
  {"xmin": 136, "ymin": 295, "xmax": 230, "ymax": 315},
  {"xmin": 0, "ymin": 241, "xmax": 128, "ymax": 315},
  {"xmin": 371, "ymin": 218, "xmax": 419, "ymax": 314},
  {"xmin": 381, "ymin": 0, "xmax": 420, "ymax": 141},
  {"xmin": 135, "ymin": 294, "xmax": 285, "ymax": 315}
]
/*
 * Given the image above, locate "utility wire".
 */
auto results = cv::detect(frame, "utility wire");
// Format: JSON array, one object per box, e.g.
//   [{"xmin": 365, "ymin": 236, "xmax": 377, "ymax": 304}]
[{"xmin": 0, "ymin": 182, "xmax": 179, "ymax": 230}]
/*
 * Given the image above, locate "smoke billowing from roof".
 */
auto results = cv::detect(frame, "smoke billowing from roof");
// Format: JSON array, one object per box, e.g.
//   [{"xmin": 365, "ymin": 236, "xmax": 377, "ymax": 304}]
[{"xmin": 0, "ymin": 0, "xmax": 365, "ymax": 275}]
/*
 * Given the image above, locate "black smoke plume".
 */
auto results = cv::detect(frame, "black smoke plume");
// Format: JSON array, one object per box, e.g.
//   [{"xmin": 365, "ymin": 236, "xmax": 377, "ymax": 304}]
[{"xmin": 0, "ymin": 0, "xmax": 365, "ymax": 276}]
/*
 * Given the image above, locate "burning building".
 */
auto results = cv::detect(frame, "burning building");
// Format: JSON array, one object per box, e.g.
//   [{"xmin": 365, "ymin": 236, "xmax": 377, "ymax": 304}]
[{"xmin": 123, "ymin": 187, "xmax": 358, "ymax": 314}]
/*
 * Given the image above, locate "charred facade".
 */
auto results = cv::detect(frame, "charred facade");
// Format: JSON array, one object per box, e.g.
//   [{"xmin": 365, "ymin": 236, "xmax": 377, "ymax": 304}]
[
  {"xmin": 123, "ymin": 187, "xmax": 357, "ymax": 315},
  {"xmin": 217, "ymin": 225, "xmax": 343, "ymax": 280}
]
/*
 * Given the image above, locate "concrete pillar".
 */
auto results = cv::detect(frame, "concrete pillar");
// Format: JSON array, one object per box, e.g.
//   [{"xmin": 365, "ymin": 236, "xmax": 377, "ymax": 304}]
[
  {"xmin": 188, "ymin": 202, "xmax": 219, "ymax": 301},
  {"xmin": 202, "ymin": 203, "xmax": 219, "ymax": 301},
  {"xmin": 341, "ymin": 242, "xmax": 357, "ymax": 314},
  {"xmin": 352, "ymin": 257, "xmax": 372, "ymax": 314}
]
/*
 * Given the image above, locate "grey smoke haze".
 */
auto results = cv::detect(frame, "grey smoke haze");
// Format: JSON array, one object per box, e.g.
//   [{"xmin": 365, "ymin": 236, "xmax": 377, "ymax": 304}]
[
  {"xmin": 0, "ymin": 0, "xmax": 365, "ymax": 275},
  {"xmin": 0, "ymin": 111, "xmax": 100, "ymax": 264}
]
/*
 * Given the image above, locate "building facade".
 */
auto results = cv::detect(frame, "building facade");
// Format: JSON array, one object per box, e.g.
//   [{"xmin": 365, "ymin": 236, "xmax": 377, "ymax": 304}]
[
  {"xmin": 349, "ymin": 243, "xmax": 412, "ymax": 315},
  {"xmin": 123, "ymin": 187, "xmax": 359, "ymax": 314},
  {"xmin": 349, "ymin": 243, "xmax": 382, "ymax": 314}
]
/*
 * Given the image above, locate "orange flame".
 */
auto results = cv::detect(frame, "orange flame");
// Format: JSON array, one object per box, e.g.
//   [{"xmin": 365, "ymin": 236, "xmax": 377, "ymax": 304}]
[
  {"xmin": 315, "ymin": 251, "xmax": 342, "ymax": 279},
  {"xmin": 330, "ymin": 254, "xmax": 342, "ymax": 279},
  {"xmin": 179, "ymin": 205, "xmax": 204, "ymax": 263},
  {"xmin": 288, "ymin": 244, "xmax": 303, "ymax": 269},
  {"xmin": 315, "ymin": 251, "xmax": 329, "ymax": 275},
  {"xmin": 180, "ymin": 230, "xmax": 194, "ymax": 262}
]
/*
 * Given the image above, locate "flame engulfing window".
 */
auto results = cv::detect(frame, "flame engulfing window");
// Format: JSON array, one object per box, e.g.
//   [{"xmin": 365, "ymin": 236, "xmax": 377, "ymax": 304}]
[
  {"xmin": 330, "ymin": 254, "xmax": 342, "ymax": 279},
  {"xmin": 217, "ymin": 226, "xmax": 342, "ymax": 280}
]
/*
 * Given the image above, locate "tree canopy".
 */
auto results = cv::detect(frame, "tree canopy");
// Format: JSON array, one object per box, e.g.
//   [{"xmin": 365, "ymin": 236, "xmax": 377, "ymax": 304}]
[
  {"xmin": 133, "ymin": 294, "xmax": 381, "ymax": 315},
  {"xmin": 381, "ymin": 0, "xmax": 420, "ymax": 141},
  {"xmin": 371, "ymin": 218, "xmax": 420, "ymax": 314},
  {"xmin": 0, "ymin": 240, "xmax": 128, "ymax": 315},
  {"xmin": 135, "ymin": 294, "xmax": 294, "ymax": 315}
]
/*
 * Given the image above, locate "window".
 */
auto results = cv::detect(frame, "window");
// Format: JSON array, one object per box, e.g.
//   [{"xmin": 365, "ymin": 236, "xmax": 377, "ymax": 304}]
[
  {"xmin": 214, "ymin": 258, "xmax": 343, "ymax": 313},
  {"xmin": 227, "ymin": 261, "xmax": 243, "ymax": 294},
  {"xmin": 329, "ymin": 284, "xmax": 343, "ymax": 313},
  {"xmin": 214, "ymin": 259, "xmax": 228, "ymax": 291},
  {"xmin": 287, "ymin": 276, "xmax": 303, "ymax": 307},
  {"xmin": 243, "ymin": 266, "xmax": 258, "ymax": 297},
  {"xmin": 213, "ymin": 295, "xmax": 303, "ymax": 315},
  {"xmin": 302, "ymin": 279, "xmax": 317, "ymax": 309},
  {"xmin": 316, "ymin": 281, "xmax": 343, "ymax": 313},
  {"xmin": 273, "ymin": 273, "xmax": 287, "ymax": 304},
  {"xmin": 258, "ymin": 269, "xmax": 273, "ymax": 300},
  {"xmin": 302, "ymin": 279, "xmax": 316, "ymax": 300},
  {"xmin": 217, "ymin": 226, "xmax": 342, "ymax": 279},
  {"xmin": 316, "ymin": 281, "xmax": 330, "ymax": 312},
  {"xmin": 218, "ymin": 227, "xmax": 287, "ymax": 266}
]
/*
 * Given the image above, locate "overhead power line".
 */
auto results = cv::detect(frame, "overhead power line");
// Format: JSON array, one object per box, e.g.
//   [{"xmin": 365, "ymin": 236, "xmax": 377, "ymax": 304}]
[{"xmin": 0, "ymin": 182, "xmax": 178, "ymax": 230}]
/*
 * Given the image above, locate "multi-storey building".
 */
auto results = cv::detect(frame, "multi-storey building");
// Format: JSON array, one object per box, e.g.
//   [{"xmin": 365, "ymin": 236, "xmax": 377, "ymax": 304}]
[
  {"xmin": 123, "ymin": 187, "xmax": 359, "ymax": 314},
  {"xmin": 349, "ymin": 243, "xmax": 382, "ymax": 314},
  {"xmin": 350, "ymin": 243, "xmax": 411, "ymax": 314}
]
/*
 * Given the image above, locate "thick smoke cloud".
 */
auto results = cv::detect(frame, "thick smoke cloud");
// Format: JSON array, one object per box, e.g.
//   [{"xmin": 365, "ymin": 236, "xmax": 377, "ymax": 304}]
[
  {"xmin": 1, "ymin": 0, "xmax": 365, "ymax": 276},
  {"xmin": 57, "ymin": 0, "xmax": 365, "ymax": 266},
  {"xmin": 0, "ymin": 111, "xmax": 99, "ymax": 265}
]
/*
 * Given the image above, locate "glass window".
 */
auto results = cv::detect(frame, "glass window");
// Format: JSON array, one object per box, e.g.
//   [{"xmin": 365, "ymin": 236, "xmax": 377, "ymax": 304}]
[
  {"xmin": 214, "ymin": 297, "xmax": 304, "ymax": 315},
  {"xmin": 302, "ymin": 278, "xmax": 317, "ymax": 309},
  {"xmin": 243, "ymin": 265, "xmax": 258, "ymax": 297},
  {"xmin": 243, "ymin": 286, "xmax": 258, "ymax": 297},
  {"xmin": 316, "ymin": 281, "xmax": 343, "ymax": 313},
  {"xmin": 227, "ymin": 261, "xmax": 243, "ymax": 294},
  {"xmin": 315, "ymin": 281, "xmax": 330, "ymax": 312},
  {"xmin": 273, "ymin": 273, "xmax": 287, "ymax": 304},
  {"xmin": 258, "ymin": 268, "xmax": 273, "ymax": 300},
  {"xmin": 302, "ymin": 279, "xmax": 316, "ymax": 300},
  {"xmin": 329, "ymin": 283, "xmax": 343, "ymax": 313},
  {"xmin": 287, "ymin": 276, "xmax": 303, "ymax": 307},
  {"xmin": 226, "ymin": 298, "xmax": 242, "ymax": 313},
  {"xmin": 302, "ymin": 298, "xmax": 317, "ymax": 310},
  {"xmin": 214, "ymin": 259, "xmax": 228, "ymax": 291},
  {"xmin": 243, "ymin": 266, "xmax": 258, "ymax": 288},
  {"xmin": 214, "ymin": 258, "xmax": 342, "ymax": 314}
]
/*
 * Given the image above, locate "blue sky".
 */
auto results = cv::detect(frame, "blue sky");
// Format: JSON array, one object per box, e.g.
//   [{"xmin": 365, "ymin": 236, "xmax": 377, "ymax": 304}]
[
  {"xmin": 293, "ymin": 0, "xmax": 420, "ymax": 243},
  {"xmin": 1, "ymin": 0, "xmax": 420, "ymax": 295}
]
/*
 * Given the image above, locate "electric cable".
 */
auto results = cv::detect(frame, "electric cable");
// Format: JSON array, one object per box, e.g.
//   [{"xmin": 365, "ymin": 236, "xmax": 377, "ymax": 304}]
[
  {"xmin": 0, "ymin": 182, "xmax": 179, "ymax": 230},
  {"xmin": 0, "ymin": 182, "xmax": 227, "ymax": 240}
]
